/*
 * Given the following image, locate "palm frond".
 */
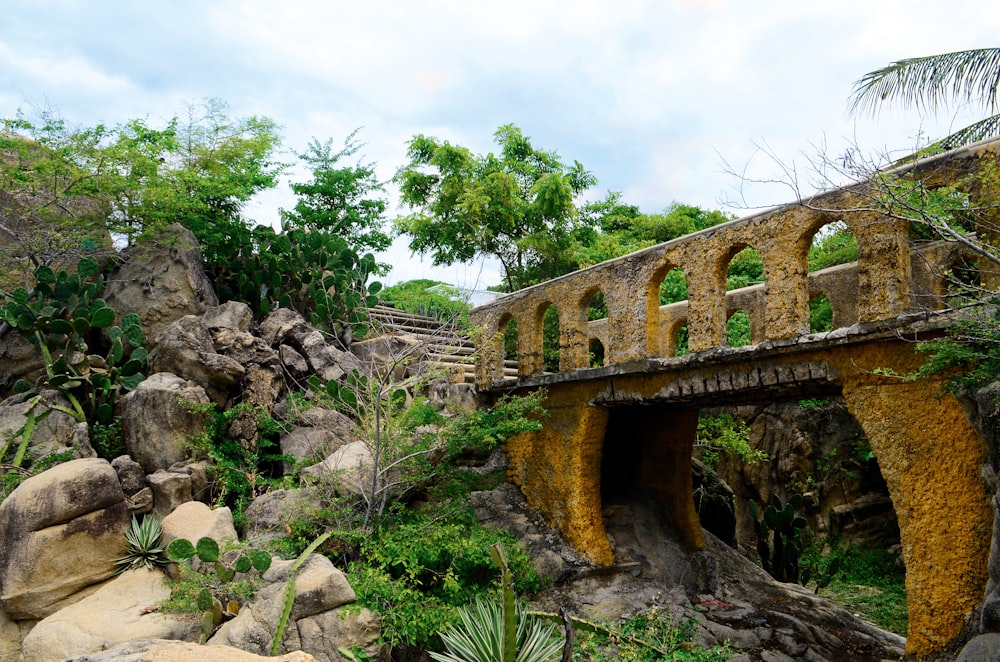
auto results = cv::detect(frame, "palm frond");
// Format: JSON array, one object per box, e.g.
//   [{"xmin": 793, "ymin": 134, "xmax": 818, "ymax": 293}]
[
  {"xmin": 850, "ymin": 48, "xmax": 1000, "ymax": 116},
  {"xmin": 938, "ymin": 113, "xmax": 1000, "ymax": 149}
]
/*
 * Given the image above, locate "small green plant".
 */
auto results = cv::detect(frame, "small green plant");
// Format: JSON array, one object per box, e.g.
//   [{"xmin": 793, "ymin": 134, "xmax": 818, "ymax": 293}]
[
  {"xmin": 430, "ymin": 597, "xmax": 563, "ymax": 662},
  {"xmin": 429, "ymin": 543, "xmax": 562, "ymax": 662},
  {"xmin": 165, "ymin": 536, "xmax": 272, "ymax": 643},
  {"xmin": 694, "ymin": 413, "xmax": 766, "ymax": 467},
  {"xmin": 557, "ymin": 607, "xmax": 731, "ymax": 661},
  {"xmin": 798, "ymin": 397, "xmax": 833, "ymax": 410},
  {"xmin": 114, "ymin": 515, "xmax": 169, "ymax": 573},
  {"xmin": 271, "ymin": 532, "xmax": 332, "ymax": 655},
  {"xmin": 748, "ymin": 494, "xmax": 808, "ymax": 584},
  {"xmin": 182, "ymin": 400, "xmax": 292, "ymax": 526}
]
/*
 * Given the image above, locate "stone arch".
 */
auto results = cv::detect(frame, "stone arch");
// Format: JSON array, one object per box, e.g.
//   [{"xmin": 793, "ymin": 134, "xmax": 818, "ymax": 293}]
[
  {"xmin": 797, "ymin": 217, "xmax": 860, "ymax": 331},
  {"xmin": 494, "ymin": 311, "xmax": 517, "ymax": 381},
  {"xmin": 563, "ymin": 286, "xmax": 607, "ymax": 370},
  {"xmin": 538, "ymin": 302, "xmax": 561, "ymax": 373},
  {"xmin": 692, "ymin": 241, "xmax": 760, "ymax": 349},
  {"xmin": 647, "ymin": 260, "xmax": 688, "ymax": 355}
]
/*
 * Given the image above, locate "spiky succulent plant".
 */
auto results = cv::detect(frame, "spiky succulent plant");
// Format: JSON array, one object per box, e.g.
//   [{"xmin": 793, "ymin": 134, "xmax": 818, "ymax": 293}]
[{"xmin": 114, "ymin": 515, "xmax": 168, "ymax": 573}]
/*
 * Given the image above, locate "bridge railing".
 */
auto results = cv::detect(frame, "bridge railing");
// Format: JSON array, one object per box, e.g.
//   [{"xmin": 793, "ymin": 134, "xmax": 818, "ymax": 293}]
[{"xmin": 470, "ymin": 139, "xmax": 1000, "ymax": 387}]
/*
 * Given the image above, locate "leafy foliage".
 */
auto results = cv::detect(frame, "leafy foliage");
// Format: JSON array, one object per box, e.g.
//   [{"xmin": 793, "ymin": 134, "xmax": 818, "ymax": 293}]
[
  {"xmin": 182, "ymin": 401, "xmax": 291, "ymax": 525},
  {"xmin": 280, "ymin": 132, "xmax": 392, "ymax": 269},
  {"xmin": 800, "ymin": 541, "xmax": 907, "ymax": 635},
  {"xmin": 694, "ymin": 413, "xmax": 766, "ymax": 466},
  {"xmin": 348, "ymin": 512, "xmax": 541, "ymax": 651},
  {"xmin": 568, "ymin": 607, "xmax": 731, "ymax": 661},
  {"xmin": 850, "ymin": 47, "xmax": 1000, "ymax": 149},
  {"xmin": 0, "ymin": 100, "xmax": 283, "ymax": 284},
  {"xmin": 379, "ymin": 279, "xmax": 472, "ymax": 327}
]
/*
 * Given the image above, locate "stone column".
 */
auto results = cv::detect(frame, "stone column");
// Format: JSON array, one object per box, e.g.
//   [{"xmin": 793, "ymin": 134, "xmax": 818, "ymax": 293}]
[
  {"xmin": 838, "ymin": 344, "xmax": 991, "ymax": 658},
  {"xmin": 504, "ymin": 389, "xmax": 613, "ymax": 565}
]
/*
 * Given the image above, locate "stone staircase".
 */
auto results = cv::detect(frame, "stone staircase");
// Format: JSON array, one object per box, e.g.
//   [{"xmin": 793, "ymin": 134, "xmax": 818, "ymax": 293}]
[{"xmin": 366, "ymin": 305, "xmax": 518, "ymax": 384}]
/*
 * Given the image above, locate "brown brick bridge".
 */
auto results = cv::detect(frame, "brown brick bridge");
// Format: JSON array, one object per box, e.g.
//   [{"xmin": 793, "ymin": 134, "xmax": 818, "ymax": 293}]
[{"xmin": 469, "ymin": 139, "xmax": 1000, "ymax": 658}]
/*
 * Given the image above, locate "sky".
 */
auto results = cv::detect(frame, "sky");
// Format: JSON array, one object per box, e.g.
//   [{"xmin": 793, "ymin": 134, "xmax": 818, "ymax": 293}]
[{"xmin": 2, "ymin": 1, "xmax": 998, "ymax": 291}]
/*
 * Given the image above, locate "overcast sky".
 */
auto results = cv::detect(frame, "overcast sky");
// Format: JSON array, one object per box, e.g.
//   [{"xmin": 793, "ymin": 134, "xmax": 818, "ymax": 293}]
[{"xmin": 3, "ymin": 1, "xmax": 998, "ymax": 290}]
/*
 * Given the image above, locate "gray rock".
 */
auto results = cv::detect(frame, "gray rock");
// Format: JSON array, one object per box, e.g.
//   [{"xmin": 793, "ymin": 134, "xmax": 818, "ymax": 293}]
[
  {"xmin": 148, "ymin": 315, "xmax": 245, "ymax": 404},
  {"xmin": 244, "ymin": 487, "xmax": 322, "ymax": 546},
  {"xmin": 211, "ymin": 554, "xmax": 364, "ymax": 659},
  {"xmin": 0, "ymin": 389, "xmax": 95, "ymax": 468},
  {"xmin": 102, "ymin": 223, "xmax": 219, "ymax": 343},
  {"xmin": 300, "ymin": 441, "xmax": 373, "ymax": 497},
  {"xmin": 120, "ymin": 373, "xmax": 211, "ymax": 474},
  {"xmin": 202, "ymin": 301, "xmax": 253, "ymax": 332},
  {"xmin": 957, "ymin": 632, "xmax": 1000, "ymax": 662},
  {"xmin": 148, "ymin": 470, "xmax": 194, "ymax": 520},
  {"xmin": 111, "ymin": 455, "xmax": 147, "ymax": 497},
  {"xmin": 280, "ymin": 407, "xmax": 359, "ymax": 470}
]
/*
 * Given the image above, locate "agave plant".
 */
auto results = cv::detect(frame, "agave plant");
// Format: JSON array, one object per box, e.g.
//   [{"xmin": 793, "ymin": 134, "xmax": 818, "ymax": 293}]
[
  {"xmin": 429, "ymin": 597, "xmax": 563, "ymax": 662},
  {"xmin": 114, "ymin": 515, "xmax": 168, "ymax": 573}
]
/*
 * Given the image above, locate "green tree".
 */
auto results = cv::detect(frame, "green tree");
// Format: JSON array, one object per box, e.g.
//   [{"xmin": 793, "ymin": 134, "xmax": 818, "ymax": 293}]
[
  {"xmin": 850, "ymin": 47, "xmax": 1000, "ymax": 149},
  {"xmin": 0, "ymin": 100, "xmax": 283, "ymax": 286},
  {"xmin": 395, "ymin": 124, "xmax": 597, "ymax": 291},
  {"xmin": 280, "ymin": 131, "xmax": 391, "ymax": 272}
]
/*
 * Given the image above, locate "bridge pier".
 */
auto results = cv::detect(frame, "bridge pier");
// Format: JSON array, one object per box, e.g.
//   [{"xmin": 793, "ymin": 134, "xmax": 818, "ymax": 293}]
[
  {"xmin": 504, "ymin": 388, "xmax": 614, "ymax": 565},
  {"xmin": 838, "ymin": 346, "xmax": 991, "ymax": 659}
]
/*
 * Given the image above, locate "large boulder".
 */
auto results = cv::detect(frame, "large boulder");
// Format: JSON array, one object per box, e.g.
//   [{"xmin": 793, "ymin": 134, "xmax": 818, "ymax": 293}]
[
  {"xmin": 102, "ymin": 223, "xmax": 219, "ymax": 343},
  {"xmin": 149, "ymin": 316, "xmax": 245, "ymax": 404},
  {"xmin": 68, "ymin": 639, "xmax": 317, "ymax": 661},
  {"xmin": 243, "ymin": 487, "xmax": 322, "ymax": 546},
  {"xmin": 160, "ymin": 501, "xmax": 238, "ymax": 549},
  {"xmin": 19, "ymin": 567, "xmax": 199, "ymax": 662},
  {"xmin": 0, "ymin": 458, "xmax": 128, "ymax": 619},
  {"xmin": 120, "ymin": 373, "xmax": 211, "ymax": 474}
]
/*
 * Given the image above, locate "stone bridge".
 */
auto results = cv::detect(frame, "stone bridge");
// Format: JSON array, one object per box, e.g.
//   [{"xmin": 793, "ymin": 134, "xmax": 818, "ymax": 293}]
[{"xmin": 469, "ymin": 138, "xmax": 1000, "ymax": 658}]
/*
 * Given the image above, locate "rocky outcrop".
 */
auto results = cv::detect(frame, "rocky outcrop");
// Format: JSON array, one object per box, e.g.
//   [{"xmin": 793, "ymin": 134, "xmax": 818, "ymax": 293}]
[
  {"xmin": 209, "ymin": 554, "xmax": 378, "ymax": 660},
  {"xmin": 714, "ymin": 399, "xmax": 894, "ymax": 549},
  {"xmin": 279, "ymin": 407, "xmax": 360, "ymax": 469},
  {"xmin": 0, "ymin": 458, "xmax": 128, "ymax": 620},
  {"xmin": 476, "ymin": 482, "xmax": 905, "ymax": 661},
  {"xmin": 102, "ymin": 223, "xmax": 219, "ymax": 342}
]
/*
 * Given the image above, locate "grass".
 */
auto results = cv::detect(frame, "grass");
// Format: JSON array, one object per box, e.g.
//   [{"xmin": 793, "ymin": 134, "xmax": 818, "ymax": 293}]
[{"xmin": 801, "ymin": 542, "xmax": 908, "ymax": 636}]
